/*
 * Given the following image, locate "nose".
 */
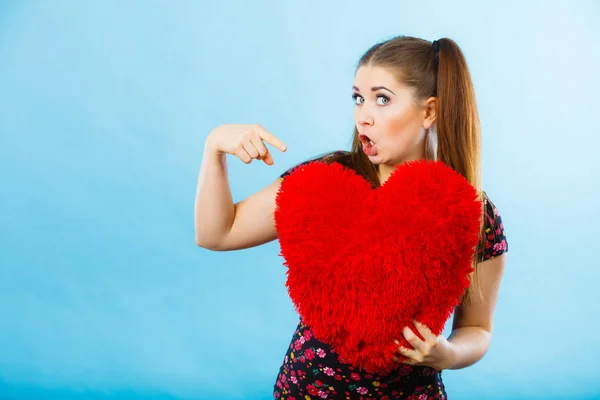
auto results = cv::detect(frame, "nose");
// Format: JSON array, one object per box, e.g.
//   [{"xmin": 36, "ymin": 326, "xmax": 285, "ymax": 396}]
[{"xmin": 357, "ymin": 109, "xmax": 374, "ymax": 126}]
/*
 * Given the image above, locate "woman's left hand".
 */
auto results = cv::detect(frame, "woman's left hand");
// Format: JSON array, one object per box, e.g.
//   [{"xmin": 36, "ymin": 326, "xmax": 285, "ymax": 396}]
[{"xmin": 393, "ymin": 319, "xmax": 455, "ymax": 371}]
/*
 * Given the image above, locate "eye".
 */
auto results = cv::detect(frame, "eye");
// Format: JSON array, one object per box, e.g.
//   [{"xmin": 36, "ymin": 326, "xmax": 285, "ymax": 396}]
[
  {"xmin": 351, "ymin": 93, "xmax": 390, "ymax": 106},
  {"xmin": 351, "ymin": 93, "xmax": 364, "ymax": 105},
  {"xmin": 376, "ymin": 94, "xmax": 390, "ymax": 105}
]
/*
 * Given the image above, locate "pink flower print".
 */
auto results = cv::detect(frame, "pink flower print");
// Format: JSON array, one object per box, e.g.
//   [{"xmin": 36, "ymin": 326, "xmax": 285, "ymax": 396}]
[
  {"xmin": 316, "ymin": 348, "xmax": 327, "ymax": 358},
  {"xmin": 318, "ymin": 390, "xmax": 328, "ymax": 398},
  {"xmin": 294, "ymin": 339, "xmax": 303, "ymax": 350},
  {"xmin": 493, "ymin": 240, "xmax": 507, "ymax": 252},
  {"xmin": 290, "ymin": 375, "xmax": 298, "ymax": 384},
  {"xmin": 357, "ymin": 387, "xmax": 368, "ymax": 395},
  {"xmin": 496, "ymin": 227, "xmax": 501, "ymax": 235},
  {"xmin": 493, "ymin": 207, "xmax": 500, "ymax": 216},
  {"xmin": 303, "ymin": 330, "xmax": 312, "ymax": 341},
  {"xmin": 323, "ymin": 366, "xmax": 335, "ymax": 376},
  {"xmin": 299, "ymin": 336, "xmax": 306, "ymax": 344},
  {"xmin": 304, "ymin": 348, "xmax": 315, "ymax": 360},
  {"xmin": 350, "ymin": 372, "xmax": 361, "ymax": 381}
]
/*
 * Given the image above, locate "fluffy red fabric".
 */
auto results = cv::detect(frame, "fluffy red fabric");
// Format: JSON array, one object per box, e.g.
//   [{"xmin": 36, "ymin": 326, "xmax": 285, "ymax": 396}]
[{"xmin": 274, "ymin": 159, "xmax": 482, "ymax": 373}]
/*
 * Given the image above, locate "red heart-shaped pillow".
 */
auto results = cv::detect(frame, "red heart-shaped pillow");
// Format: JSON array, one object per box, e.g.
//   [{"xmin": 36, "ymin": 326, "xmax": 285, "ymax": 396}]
[{"xmin": 274, "ymin": 159, "xmax": 482, "ymax": 373}]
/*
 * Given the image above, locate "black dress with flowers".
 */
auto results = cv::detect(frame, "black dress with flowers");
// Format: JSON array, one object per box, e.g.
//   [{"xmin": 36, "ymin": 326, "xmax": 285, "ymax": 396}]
[{"xmin": 273, "ymin": 152, "xmax": 508, "ymax": 400}]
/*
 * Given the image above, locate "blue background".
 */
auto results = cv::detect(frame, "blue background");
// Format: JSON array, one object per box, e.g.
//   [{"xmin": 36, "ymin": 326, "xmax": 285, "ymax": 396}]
[{"xmin": 1, "ymin": 0, "xmax": 599, "ymax": 399}]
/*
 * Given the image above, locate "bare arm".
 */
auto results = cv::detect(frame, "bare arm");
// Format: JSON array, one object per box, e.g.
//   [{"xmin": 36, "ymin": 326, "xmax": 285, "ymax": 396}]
[
  {"xmin": 194, "ymin": 129, "xmax": 286, "ymax": 251},
  {"xmin": 193, "ymin": 143, "xmax": 235, "ymax": 250},
  {"xmin": 445, "ymin": 253, "xmax": 507, "ymax": 369},
  {"xmin": 211, "ymin": 177, "xmax": 282, "ymax": 251}
]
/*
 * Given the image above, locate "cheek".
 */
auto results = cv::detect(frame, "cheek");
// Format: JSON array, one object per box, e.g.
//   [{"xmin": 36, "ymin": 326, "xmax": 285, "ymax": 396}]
[
  {"xmin": 383, "ymin": 110, "xmax": 415, "ymax": 140},
  {"xmin": 379, "ymin": 115, "xmax": 424, "ymax": 155}
]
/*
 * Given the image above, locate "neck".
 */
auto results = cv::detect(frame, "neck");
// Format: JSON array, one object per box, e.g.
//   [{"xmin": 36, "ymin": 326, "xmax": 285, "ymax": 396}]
[{"xmin": 377, "ymin": 164, "xmax": 395, "ymax": 186}]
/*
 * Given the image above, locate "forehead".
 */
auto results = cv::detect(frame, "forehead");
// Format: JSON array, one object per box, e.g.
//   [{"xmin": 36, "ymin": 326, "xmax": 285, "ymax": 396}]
[{"xmin": 353, "ymin": 65, "xmax": 401, "ymax": 89}]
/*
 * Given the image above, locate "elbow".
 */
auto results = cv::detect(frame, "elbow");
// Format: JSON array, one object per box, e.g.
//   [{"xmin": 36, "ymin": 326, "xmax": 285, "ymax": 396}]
[
  {"xmin": 195, "ymin": 236, "xmax": 219, "ymax": 251},
  {"xmin": 194, "ymin": 224, "xmax": 219, "ymax": 250},
  {"xmin": 195, "ymin": 236, "xmax": 229, "ymax": 252}
]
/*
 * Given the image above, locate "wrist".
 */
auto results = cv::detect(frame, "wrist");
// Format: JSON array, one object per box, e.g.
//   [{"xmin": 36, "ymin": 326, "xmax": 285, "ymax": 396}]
[
  {"xmin": 205, "ymin": 135, "xmax": 225, "ymax": 158},
  {"xmin": 439, "ymin": 339, "xmax": 458, "ymax": 371}
]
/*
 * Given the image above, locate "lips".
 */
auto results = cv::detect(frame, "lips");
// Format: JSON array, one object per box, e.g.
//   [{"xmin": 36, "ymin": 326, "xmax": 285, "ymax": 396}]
[
  {"xmin": 359, "ymin": 133, "xmax": 374, "ymax": 146},
  {"xmin": 359, "ymin": 133, "xmax": 377, "ymax": 156}
]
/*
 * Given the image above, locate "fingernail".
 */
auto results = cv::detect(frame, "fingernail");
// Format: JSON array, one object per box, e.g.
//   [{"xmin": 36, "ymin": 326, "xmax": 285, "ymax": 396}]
[{"xmin": 394, "ymin": 340, "xmax": 399, "ymax": 344}]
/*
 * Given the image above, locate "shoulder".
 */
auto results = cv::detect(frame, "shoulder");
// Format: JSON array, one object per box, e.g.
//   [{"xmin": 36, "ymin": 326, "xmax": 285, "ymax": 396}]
[
  {"xmin": 478, "ymin": 191, "xmax": 509, "ymax": 262},
  {"xmin": 279, "ymin": 150, "xmax": 348, "ymax": 181}
]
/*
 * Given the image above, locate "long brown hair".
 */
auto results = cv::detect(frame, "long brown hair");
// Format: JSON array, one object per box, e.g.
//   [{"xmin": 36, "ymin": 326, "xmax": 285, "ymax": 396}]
[{"xmin": 305, "ymin": 36, "xmax": 487, "ymax": 305}]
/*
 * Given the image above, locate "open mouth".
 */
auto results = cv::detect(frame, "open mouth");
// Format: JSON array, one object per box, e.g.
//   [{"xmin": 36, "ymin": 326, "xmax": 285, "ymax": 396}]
[
  {"xmin": 359, "ymin": 133, "xmax": 374, "ymax": 146},
  {"xmin": 359, "ymin": 133, "xmax": 377, "ymax": 156}
]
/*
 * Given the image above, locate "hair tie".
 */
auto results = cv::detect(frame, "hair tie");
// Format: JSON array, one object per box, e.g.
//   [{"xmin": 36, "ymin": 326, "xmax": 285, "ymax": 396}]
[{"xmin": 432, "ymin": 40, "xmax": 440, "ymax": 53}]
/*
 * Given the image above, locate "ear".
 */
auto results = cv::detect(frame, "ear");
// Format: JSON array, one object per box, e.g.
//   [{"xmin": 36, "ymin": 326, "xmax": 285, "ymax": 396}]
[{"xmin": 422, "ymin": 97, "xmax": 438, "ymax": 129}]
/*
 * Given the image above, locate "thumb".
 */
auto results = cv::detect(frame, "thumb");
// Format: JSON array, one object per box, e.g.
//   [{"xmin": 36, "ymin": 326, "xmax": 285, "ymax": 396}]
[{"xmin": 262, "ymin": 150, "xmax": 274, "ymax": 165}]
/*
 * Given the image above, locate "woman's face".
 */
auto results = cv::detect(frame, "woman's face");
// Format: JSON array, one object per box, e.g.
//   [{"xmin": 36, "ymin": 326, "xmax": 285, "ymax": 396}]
[{"xmin": 352, "ymin": 65, "xmax": 435, "ymax": 166}]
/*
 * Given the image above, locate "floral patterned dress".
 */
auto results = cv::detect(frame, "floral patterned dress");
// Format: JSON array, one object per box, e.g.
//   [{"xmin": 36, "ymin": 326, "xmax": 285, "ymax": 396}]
[{"xmin": 273, "ymin": 151, "xmax": 508, "ymax": 399}]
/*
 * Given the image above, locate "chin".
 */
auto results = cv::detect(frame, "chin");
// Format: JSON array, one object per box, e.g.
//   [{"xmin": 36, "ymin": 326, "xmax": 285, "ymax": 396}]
[{"xmin": 366, "ymin": 154, "xmax": 383, "ymax": 164}]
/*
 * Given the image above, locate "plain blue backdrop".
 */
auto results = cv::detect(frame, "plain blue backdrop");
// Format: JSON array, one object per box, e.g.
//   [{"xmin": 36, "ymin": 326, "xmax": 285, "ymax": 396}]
[{"xmin": 1, "ymin": 1, "xmax": 599, "ymax": 399}]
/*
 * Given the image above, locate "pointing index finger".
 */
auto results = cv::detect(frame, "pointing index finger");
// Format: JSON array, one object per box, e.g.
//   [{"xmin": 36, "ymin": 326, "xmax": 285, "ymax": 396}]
[{"xmin": 256, "ymin": 126, "xmax": 287, "ymax": 152}]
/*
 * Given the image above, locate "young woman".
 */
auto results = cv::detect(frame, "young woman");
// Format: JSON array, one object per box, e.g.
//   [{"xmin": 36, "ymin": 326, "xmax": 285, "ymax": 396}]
[{"xmin": 195, "ymin": 35, "xmax": 508, "ymax": 399}]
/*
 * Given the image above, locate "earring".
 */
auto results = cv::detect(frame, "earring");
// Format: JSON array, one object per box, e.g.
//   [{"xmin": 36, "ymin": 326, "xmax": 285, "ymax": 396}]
[{"xmin": 425, "ymin": 124, "xmax": 438, "ymax": 161}]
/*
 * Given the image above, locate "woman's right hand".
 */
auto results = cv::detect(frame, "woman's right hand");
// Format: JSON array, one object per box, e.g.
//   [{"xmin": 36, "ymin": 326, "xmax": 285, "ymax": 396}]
[{"xmin": 206, "ymin": 124, "xmax": 287, "ymax": 166}]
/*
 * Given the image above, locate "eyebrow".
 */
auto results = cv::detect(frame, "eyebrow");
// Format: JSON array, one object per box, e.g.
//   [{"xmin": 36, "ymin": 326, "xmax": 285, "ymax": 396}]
[{"xmin": 352, "ymin": 86, "xmax": 396, "ymax": 95}]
